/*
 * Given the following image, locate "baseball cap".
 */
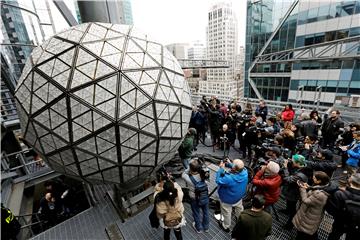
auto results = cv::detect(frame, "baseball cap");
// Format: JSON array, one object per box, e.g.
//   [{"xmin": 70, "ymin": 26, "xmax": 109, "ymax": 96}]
[
  {"xmin": 292, "ymin": 154, "xmax": 306, "ymax": 167},
  {"xmin": 266, "ymin": 146, "xmax": 281, "ymax": 156}
]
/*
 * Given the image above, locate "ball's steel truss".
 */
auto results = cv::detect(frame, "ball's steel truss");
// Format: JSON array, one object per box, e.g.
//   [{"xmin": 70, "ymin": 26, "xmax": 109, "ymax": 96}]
[{"xmin": 14, "ymin": 23, "xmax": 192, "ymax": 184}]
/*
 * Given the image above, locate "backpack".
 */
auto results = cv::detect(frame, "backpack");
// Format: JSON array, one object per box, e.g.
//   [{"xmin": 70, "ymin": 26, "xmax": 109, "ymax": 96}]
[
  {"xmin": 343, "ymin": 199, "xmax": 360, "ymax": 231},
  {"xmin": 189, "ymin": 175, "xmax": 209, "ymax": 206},
  {"xmin": 164, "ymin": 210, "xmax": 182, "ymax": 227}
]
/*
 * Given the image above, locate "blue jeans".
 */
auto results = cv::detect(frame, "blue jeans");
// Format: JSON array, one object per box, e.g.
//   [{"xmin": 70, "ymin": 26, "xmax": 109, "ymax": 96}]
[
  {"xmin": 182, "ymin": 157, "xmax": 191, "ymax": 170},
  {"xmin": 190, "ymin": 199, "xmax": 209, "ymax": 231}
]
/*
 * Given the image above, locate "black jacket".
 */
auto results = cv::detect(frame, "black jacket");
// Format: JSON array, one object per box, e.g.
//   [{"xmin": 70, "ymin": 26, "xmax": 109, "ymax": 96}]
[
  {"xmin": 331, "ymin": 187, "xmax": 360, "ymax": 221},
  {"xmin": 282, "ymin": 167, "xmax": 308, "ymax": 202},
  {"xmin": 322, "ymin": 117, "xmax": 344, "ymax": 140},
  {"xmin": 305, "ymin": 159, "xmax": 337, "ymax": 177}
]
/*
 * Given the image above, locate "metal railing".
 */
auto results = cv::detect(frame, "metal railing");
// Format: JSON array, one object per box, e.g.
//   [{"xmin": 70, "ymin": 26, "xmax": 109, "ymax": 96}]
[{"xmin": 15, "ymin": 213, "xmax": 45, "ymax": 239}]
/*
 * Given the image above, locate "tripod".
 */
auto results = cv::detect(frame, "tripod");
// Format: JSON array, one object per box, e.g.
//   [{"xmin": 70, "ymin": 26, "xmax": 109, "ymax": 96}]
[{"xmin": 220, "ymin": 134, "xmax": 229, "ymax": 159}]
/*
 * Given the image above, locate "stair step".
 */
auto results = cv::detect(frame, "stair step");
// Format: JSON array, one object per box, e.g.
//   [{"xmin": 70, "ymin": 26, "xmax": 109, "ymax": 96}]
[
  {"xmin": 8, "ymin": 181, "xmax": 25, "ymax": 216},
  {"xmin": 105, "ymin": 223, "xmax": 124, "ymax": 240}
]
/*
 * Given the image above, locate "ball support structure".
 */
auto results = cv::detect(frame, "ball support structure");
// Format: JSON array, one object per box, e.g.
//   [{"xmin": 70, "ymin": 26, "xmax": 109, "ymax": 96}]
[{"xmin": 14, "ymin": 23, "xmax": 192, "ymax": 185}]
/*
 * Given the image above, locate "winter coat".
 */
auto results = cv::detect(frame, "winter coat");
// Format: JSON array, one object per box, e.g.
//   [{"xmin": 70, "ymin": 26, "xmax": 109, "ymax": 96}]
[
  {"xmin": 305, "ymin": 159, "xmax": 337, "ymax": 178},
  {"xmin": 154, "ymin": 182, "xmax": 185, "ymax": 229},
  {"xmin": 178, "ymin": 135, "xmax": 193, "ymax": 159},
  {"xmin": 181, "ymin": 171, "xmax": 209, "ymax": 200},
  {"xmin": 255, "ymin": 106, "xmax": 268, "ymax": 122},
  {"xmin": 292, "ymin": 185, "xmax": 329, "ymax": 235},
  {"xmin": 300, "ymin": 120, "xmax": 318, "ymax": 138},
  {"xmin": 231, "ymin": 209, "xmax": 272, "ymax": 240},
  {"xmin": 331, "ymin": 187, "xmax": 360, "ymax": 222},
  {"xmin": 252, "ymin": 170, "xmax": 282, "ymax": 206},
  {"xmin": 321, "ymin": 117, "xmax": 344, "ymax": 140},
  {"xmin": 281, "ymin": 109, "xmax": 295, "ymax": 122},
  {"xmin": 216, "ymin": 167, "xmax": 248, "ymax": 204},
  {"xmin": 346, "ymin": 142, "xmax": 360, "ymax": 167},
  {"xmin": 282, "ymin": 168, "xmax": 308, "ymax": 202}
]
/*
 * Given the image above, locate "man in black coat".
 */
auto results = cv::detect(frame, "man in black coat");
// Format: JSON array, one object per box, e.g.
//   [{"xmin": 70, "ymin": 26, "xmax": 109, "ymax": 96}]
[
  {"xmin": 231, "ymin": 194, "xmax": 272, "ymax": 240},
  {"xmin": 321, "ymin": 110, "xmax": 344, "ymax": 150},
  {"xmin": 305, "ymin": 149, "xmax": 337, "ymax": 177},
  {"xmin": 328, "ymin": 173, "xmax": 360, "ymax": 240}
]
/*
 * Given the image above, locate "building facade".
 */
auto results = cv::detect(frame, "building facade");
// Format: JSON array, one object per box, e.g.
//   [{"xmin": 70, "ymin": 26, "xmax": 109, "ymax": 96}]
[
  {"xmin": 199, "ymin": 1, "xmax": 238, "ymax": 100},
  {"xmin": 245, "ymin": 0, "xmax": 360, "ymax": 107},
  {"xmin": 187, "ymin": 40, "xmax": 206, "ymax": 60},
  {"xmin": 165, "ymin": 43, "xmax": 189, "ymax": 59}
]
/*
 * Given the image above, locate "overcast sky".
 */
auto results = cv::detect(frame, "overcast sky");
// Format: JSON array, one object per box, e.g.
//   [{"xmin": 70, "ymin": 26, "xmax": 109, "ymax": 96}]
[{"xmin": 131, "ymin": 0, "xmax": 247, "ymax": 47}]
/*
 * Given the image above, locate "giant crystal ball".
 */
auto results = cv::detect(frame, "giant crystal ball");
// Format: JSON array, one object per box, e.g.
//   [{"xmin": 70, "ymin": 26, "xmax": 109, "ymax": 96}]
[{"xmin": 14, "ymin": 23, "xmax": 192, "ymax": 184}]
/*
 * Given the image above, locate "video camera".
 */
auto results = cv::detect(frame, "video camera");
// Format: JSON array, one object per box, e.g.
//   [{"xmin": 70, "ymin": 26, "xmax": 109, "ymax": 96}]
[{"xmin": 193, "ymin": 157, "xmax": 210, "ymax": 180}]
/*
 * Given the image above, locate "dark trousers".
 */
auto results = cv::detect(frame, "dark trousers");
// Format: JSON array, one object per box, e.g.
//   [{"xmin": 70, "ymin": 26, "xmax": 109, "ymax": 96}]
[
  {"xmin": 285, "ymin": 200, "xmax": 297, "ymax": 225},
  {"xmin": 328, "ymin": 219, "xmax": 345, "ymax": 240},
  {"xmin": 295, "ymin": 230, "xmax": 318, "ymax": 240},
  {"xmin": 190, "ymin": 199, "xmax": 209, "ymax": 231},
  {"xmin": 164, "ymin": 228, "xmax": 182, "ymax": 240}
]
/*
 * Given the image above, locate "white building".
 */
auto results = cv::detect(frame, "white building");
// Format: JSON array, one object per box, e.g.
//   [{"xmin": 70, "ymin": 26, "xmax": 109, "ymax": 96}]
[
  {"xmin": 235, "ymin": 46, "xmax": 245, "ymax": 98},
  {"xmin": 187, "ymin": 40, "xmax": 206, "ymax": 60},
  {"xmin": 199, "ymin": 1, "xmax": 238, "ymax": 100},
  {"xmin": 165, "ymin": 43, "xmax": 189, "ymax": 60}
]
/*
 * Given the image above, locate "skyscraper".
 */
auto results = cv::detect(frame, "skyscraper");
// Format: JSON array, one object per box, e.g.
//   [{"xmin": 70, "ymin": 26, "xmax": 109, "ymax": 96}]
[
  {"xmin": 187, "ymin": 40, "xmax": 206, "ymax": 60},
  {"xmin": 245, "ymin": 0, "xmax": 360, "ymax": 107},
  {"xmin": 199, "ymin": 1, "xmax": 238, "ymax": 99}
]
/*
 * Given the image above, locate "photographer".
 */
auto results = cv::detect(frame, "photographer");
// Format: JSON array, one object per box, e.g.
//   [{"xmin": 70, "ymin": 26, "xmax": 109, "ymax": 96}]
[
  {"xmin": 340, "ymin": 130, "xmax": 360, "ymax": 175},
  {"xmin": 321, "ymin": 110, "xmax": 344, "ymax": 150},
  {"xmin": 281, "ymin": 154, "xmax": 309, "ymax": 230},
  {"xmin": 255, "ymin": 100, "xmax": 268, "ymax": 122},
  {"xmin": 305, "ymin": 149, "xmax": 337, "ymax": 178},
  {"xmin": 299, "ymin": 114, "xmax": 318, "ymax": 138},
  {"xmin": 338, "ymin": 123, "xmax": 360, "ymax": 168},
  {"xmin": 241, "ymin": 119, "xmax": 260, "ymax": 159},
  {"xmin": 264, "ymin": 146, "xmax": 285, "ymax": 168},
  {"xmin": 215, "ymin": 159, "xmax": 248, "ymax": 232},
  {"xmin": 178, "ymin": 128, "xmax": 196, "ymax": 169},
  {"xmin": 181, "ymin": 159, "xmax": 209, "ymax": 233},
  {"xmin": 297, "ymin": 135, "xmax": 318, "ymax": 160},
  {"xmin": 219, "ymin": 124, "xmax": 235, "ymax": 157}
]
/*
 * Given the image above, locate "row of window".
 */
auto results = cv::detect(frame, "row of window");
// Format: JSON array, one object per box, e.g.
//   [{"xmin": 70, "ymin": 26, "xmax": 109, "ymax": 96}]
[
  {"xmin": 252, "ymin": 63, "xmax": 292, "ymax": 73},
  {"xmin": 208, "ymin": 8, "xmax": 233, "ymax": 21},
  {"xmin": 298, "ymin": 1, "xmax": 360, "ymax": 26},
  {"xmin": 295, "ymin": 27, "xmax": 360, "ymax": 47},
  {"xmin": 293, "ymin": 60, "xmax": 359, "ymax": 70},
  {"xmin": 290, "ymin": 79, "xmax": 360, "ymax": 94}
]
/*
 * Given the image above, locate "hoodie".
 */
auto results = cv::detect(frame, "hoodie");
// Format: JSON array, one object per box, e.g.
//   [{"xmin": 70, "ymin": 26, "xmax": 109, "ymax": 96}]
[{"xmin": 216, "ymin": 166, "xmax": 248, "ymax": 204}]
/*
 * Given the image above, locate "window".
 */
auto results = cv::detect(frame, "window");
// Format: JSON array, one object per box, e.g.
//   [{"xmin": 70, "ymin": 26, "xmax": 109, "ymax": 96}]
[
  {"xmin": 307, "ymin": 8, "xmax": 319, "ymax": 23},
  {"xmin": 336, "ymin": 30, "xmax": 349, "ymax": 40},
  {"xmin": 325, "ymin": 31, "xmax": 336, "ymax": 41},
  {"xmin": 314, "ymin": 33, "xmax": 325, "ymax": 44},
  {"xmin": 342, "ymin": 60, "xmax": 354, "ymax": 69},
  {"xmin": 304, "ymin": 35, "xmax": 314, "ymax": 46},
  {"xmin": 349, "ymin": 27, "xmax": 360, "ymax": 37},
  {"xmin": 298, "ymin": 10, "xmax": 308, "ymax": 25},
  {"xmin": 318, "ymin": 4, "xmax": 330, "ymax": 21}
]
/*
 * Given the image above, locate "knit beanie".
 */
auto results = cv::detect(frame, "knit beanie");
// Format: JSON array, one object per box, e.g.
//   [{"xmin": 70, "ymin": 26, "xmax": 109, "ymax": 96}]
[{"xmin": 266, "ymin": 161, "xmax": 280, "ymax": 174}]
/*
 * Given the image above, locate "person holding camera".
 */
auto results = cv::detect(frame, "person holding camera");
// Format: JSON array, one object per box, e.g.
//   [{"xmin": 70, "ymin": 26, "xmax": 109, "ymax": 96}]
[
  {"xmin": 178, "ymin": 128, "xmax": 196, "ymax": 169},
  {"xmin": 305, "ymin": 149, "xmax": 337, "ymax": 178},
  {"xmin": 231, "ymin": 194, "xmax": 272, "ymax": 240},
  {"xmin": 292, "ymin": 171, "xmax": 330, "ymax": 240},
  {"xmin": 255, "ymin": 100, "xmax": 268, "ymax": 122},
  {"xmin": 219, "ymin": 124, "xmax": 235, "ymax": 157},
  {"xmin": 281, "ymin": 154, "xmax": 309, "ymax": 230},
  {"xmin": 181, "ymin": 158, "xmax": 209, "ymax": 233},
  {"xmin": 327, "ymin": 173, "xmax": 360, "ymax": 240},
  {"xmin": 252, "ymin": 161, "xmax": 282, "ymax": 212},
  {"xmin": 215, "ymin": 159, "xmax": 248, "ymax": 232},
  {"xmin": 340, "ymin": 130, "xmax": 360, "ymax": 175},
  {"xmin": 339, "ymin": 123, "xmax": 360, "ymax": 168},
  {"xmin": 154, "ymin": 180, "xmax": 185, "ymax": 240}
]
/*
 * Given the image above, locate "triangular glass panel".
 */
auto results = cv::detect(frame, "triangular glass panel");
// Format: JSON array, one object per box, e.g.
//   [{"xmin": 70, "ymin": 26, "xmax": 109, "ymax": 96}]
[
  {"xmin": 168, "ymin": 105, "xmax": 178, "ymax": 119},
  {"xmin": 98, "ymin": 127, "xmax": 116, "ymax": 143},
  {"xmin": 173, "ymin": 74, "xmax": 185, "ymax": 89},
  {"xmin": 156, "ymin": 103, "xmax": 169, "ymax": 119},
  {"xmin": 118, "ymin": 98, "xmax": 134, "ymax": 119},
  {"xmin": 101, "ymin": 42, "xmax": 120, "ymax": 56},
  {"xmin": 174, "ymin": 61, "xmax": 183, "ymax": 74},
  {"xmin": 76, "ymin": 148, "xmax": 95, "ymax": 162},
  {"xmin": 132, "ymin": 37, "xmax": 147, "ymax": 51},
  {"xmin": 122, "ymin": 112, "xmax": 139, "ymax": 128},
  {"xmin": 95, "ymin": 61, "xmax": 116, "ymax": 79},
  {"xmin": 77, "ymin": 60, "xmax": 97, "ymax": 79},
  {"xmin": 145, "ymin": 69, "xmax": 160, "ymax": 83},
  {"xmin": 96, "ymin": 137, "xmax": 115, "ymax": 154},
  {"xmin": 35, "ymin": 109, "xmax": 51, "ymax": 129},
  {"xmin": 124, "ymin": 153, "xmax": 140, "ymax": 165},
  {"xmin": 39, "ymin": 134, "xmax": 56, "ymax": 154},
  {"xmin": 60, "ymin": 149, "xmax": 74, "ymax": 165},
  {"xmin": 93, "ymin": 111, "xmax": 112, "ymax": 131},
  {"xmin": 181, "ymin": 91, "xmax": 192, "ymax": 107},
  {"xmin": 143, "ymin": 54, "xmax": 159, "ymax": 68},
  {"xmin": 51, "ymin": 98, "xmax": 67, "ymax": 117},
  {"xmin": 72, "ymin": 122, "xmax": 92, "ymax": 141},
  {"xmin": 52, "ymin": 134, "xmax": 67, "ymax": 149},
  {"xmin": 83, "ymin": 41, "xmax": 104, "ymax": 56},
  {"xmin": 24, "ymin": 123, "xmax": 37, "ymax": 146},
  {"xmin": 16, "ymin": 84, "xmax": 31, "ymax": 114},
  {"xmin": 122, "ymin": 53, "xmax": 142, "ymax": 69},
  {"xmin": 155, "ymin": 85, "xmax": 168, "ymax": 101},
  {"xmin": 158, "ymin": 139, "xmax": 171, "ymax": 153},
  {"xmin": 97, "ymin": 99, "xmax": 116, "ymax": 118},
  {"xmin": 159, "ymin": 71, "xmax": 171, "ymax": 87},
  {"xmin": 49, "ymin": 109, "xmax": 67, "ymax": 129},
  {"xmin": 140, "ymin": 83, "xmax": 156, "ymax": 97},
  {"xmin": 135, "ymin": 89, "xmax": 150, "ymax": 108},
  {"xmin": 71, "ymin": 69, "xmax": 92, "ymax": 88},
  {"xmin": 173, "ymin": 87, "xmax": 183, "ymax": 101},
  {"xmin": 142, "ymin": 121, "xmax": 157, "ymax": 135},
  {"xmin": 86, "ymin": 172, "xmax": 103, "ymax": 181},
  {"xmin": 165, "ymin": 71, "xmax": 175, "ymax": 86},
  {"xmin": 122, "ymin": 133, "xmax": 138, "ymax": 149},
  {"xmin": 172, "ymin": 123, "xmax": 182, "ymax": 138},
  {"xmin": 147, "ymin": 42, "xmax": 162, "ymax": 55},
  {"xmin": 82, "ymin": 32, "xmax": 103, "ymax": 43},
  {"xmin": 73, "ymin": 111, "xmax": 93, "ymax": 132},
  {"xmin": 107, "ymin": 38, "xmax": 126, "ymax": 52},
  {"xmin": 106, "ymin": 29, "xmax": 124, "ymax": 39},
  {"xmin": 37, "ymin": 59, "xmax": 55, "ymax": 78},
  {"xmin": 141, "ymin": 152, "xmax": 155, "ymax": 166},
  {"xmin": 158, "ymin": 119, "xmax": 169, "ymax": 135},
  {"xmin": 32, "ymin": 72, "xmax": 48, "ymax": 92},
  {"xmin": 99, "ymin": 147, "xmax": 117, "ymax": 163},
  {"xmin": 121, "ymin": 88, "xmax": 136, "ymax": 108},
  {"xmin": 58, "ymin": 48, "xmax": 76, "ymax": 65},
  {"xmin": 53, "ymin": 121, "xmax": 69, "ymax": 142},
  {"xmin": 119, "ymin": 126, "xmax": 137, "ymax": 143},
  {"xmin": 37, "ymin": 51, "xmax": 54, "ymax": 65},
  {"xmin": 161, "ymin": 123, "xmax": 172, "ymax": 137},
  {"xmin": 168, "ymin": 88, "xmax": 179, "ymax": 103},
  {"xmin": 120, "ymin": 75, "xmax": 136, "ymax": 94},
  {"xmin": 122, "ymin": 166, "xmax": 138, "ymax": 182},
  {"xmin": 139, "ymin": 72, "xmax": 156, "ymax": 85},
  {"xmin": 30, "ymin": 46, "xmax": 44, "ymax": 65},
  {"xmin": 88, "ymin": 23, "xmax": 108, "ymax": 39},
  {"xmin": 138, "ymin": 112, "xmax": 154, "ymax": 129},
  {"xmin": 127, "ymin": 39, "xmax": 144, "ymax": 53},
  {"xmin": 31, "ymin": 94, "xmax": 46, "ymax": 113},
  {"xmin": 139, "ymin": 134, "xmax": 155, "ymax": 150},
  {"xmin": 121, "ymin": 146, "xmax": 138, "ymax": 162},
  {"xmin": 143, "ymin": 141, "xmax": 157, "ymax": 154},
  {"xmin": 59, "ymin": 29, "xmax": 84, "ymax": 43},
  {"xmin": 70, "ymin": 97, "xmax": 90, "ymax": 119},
  {"xmin": 73, "ymin": 84, "xmax": 94, "ymax": 106},
  {"xmin": 124, "ymin": 70, "xmax": 142, "ymax": 84},
  {"xmin": 98, "ymin": 158, "xmax": 115, "ymax": 170},
  {"xmin": 76, "ymin": 48, "xmax": 97, "ymax": 66},
  {"xmin": 46, "ymin": 37, "xmax": 73, "ymax": 55},
  {"xmin": 111, "ymin": 24, "xmax": 130, "ymax": 34},
  {"xmin": 53, "ymin": 69, "xmax": 70, "ymax": 89},
  {"xmin": 47, "ymin": 83, "xmax": 63, "ymax": 103},
  {"xmin": 102, "ymin": 53, "xmax": 122, "ymax": 68},
  {"xmin": 52, "ymin": 59, "xmax": 70, "ymax": 77},
  {"xmin": 95, "ymin": 22, "xmax": 112, "ymax": 29},
  {"xmin": 102, "ymin": 168, "xmax": 120, "ymax": 182},
  {"xmin": 94, "ymin": 85, "xmax": 115, "ymax": 106}
]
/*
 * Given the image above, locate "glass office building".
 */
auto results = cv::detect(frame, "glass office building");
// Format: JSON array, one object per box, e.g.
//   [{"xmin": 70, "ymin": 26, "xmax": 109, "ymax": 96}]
[{"xmin": 245, "ymin": 0, "xmax": 360, "ymax": 107}]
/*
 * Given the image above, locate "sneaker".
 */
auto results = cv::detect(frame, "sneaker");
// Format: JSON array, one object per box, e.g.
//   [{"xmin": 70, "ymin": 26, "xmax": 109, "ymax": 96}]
[
  {"xmin": 214, "ymin": 213, "xmax": 224, "ymax": 221},
  {"xmin": 217, "ymin": 220, "xmax": 230, "ymax": 233},
  {"xmin": 192, "ymin": 222, "xmax": 201, "ymax": 233},
  {"xmin": 204, "ymin": 229, "xmax": 209, "ymax": 233}
]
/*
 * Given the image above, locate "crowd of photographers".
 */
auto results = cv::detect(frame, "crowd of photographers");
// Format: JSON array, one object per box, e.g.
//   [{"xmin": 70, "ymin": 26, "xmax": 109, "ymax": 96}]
[{"xmin": 167, "ymin": 96, "xmax": 359, "ymax": 240}]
